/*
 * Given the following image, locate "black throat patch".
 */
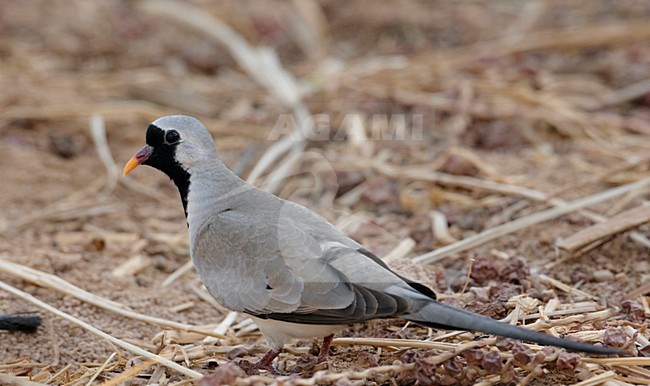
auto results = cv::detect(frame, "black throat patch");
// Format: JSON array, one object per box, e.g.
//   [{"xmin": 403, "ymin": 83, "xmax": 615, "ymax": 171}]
[{"xmin": 142, "ymin": 124, "xmax": 191, "ymax": 218}]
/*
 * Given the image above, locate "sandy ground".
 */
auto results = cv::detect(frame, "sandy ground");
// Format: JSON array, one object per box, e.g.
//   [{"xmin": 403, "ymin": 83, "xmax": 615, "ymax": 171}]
[{"xmin": 0, "ymin": 1, "xmax": 648, "ymax": 385}]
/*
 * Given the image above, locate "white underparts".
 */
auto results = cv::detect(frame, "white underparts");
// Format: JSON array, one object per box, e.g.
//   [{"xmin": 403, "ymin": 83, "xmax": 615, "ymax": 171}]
[{"xmin": 250, "ymin": 316, "xmax": 345, "ymax": 351}]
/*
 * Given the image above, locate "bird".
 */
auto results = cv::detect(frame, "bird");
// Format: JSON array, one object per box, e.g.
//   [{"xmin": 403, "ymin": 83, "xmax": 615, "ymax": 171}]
[{"xmin": 123, "ymin": 115, "xmax": 620, "ymax": 373}]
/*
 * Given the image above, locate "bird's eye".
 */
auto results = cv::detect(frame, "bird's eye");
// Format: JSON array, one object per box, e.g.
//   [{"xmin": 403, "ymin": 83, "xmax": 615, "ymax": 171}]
[{"xmin": 165, "ymin": 130, "xmax": 180, "ymax": 144}]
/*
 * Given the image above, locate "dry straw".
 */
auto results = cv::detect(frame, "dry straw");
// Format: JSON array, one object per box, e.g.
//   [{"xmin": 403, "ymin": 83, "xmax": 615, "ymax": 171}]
[{"xmin": 2, "ymin": 1, "xmax": 649, "ymax": 385}]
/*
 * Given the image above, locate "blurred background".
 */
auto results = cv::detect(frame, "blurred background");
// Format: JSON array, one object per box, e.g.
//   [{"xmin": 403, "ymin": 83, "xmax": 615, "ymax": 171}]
[{"xmin": 1, "ymin": 0, "xmax": 649, "ymax": 383}]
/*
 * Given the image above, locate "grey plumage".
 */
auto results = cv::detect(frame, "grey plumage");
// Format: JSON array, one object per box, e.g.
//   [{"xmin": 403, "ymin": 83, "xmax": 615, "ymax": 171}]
[{"xmin": 124, "ymin": 115, "xmax": 620, "ymax": 370}]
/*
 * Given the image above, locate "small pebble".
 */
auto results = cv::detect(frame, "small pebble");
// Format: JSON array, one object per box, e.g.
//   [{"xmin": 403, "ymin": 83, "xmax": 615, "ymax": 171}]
[
  {"xmin": 634, "ymin": 260, "xmax": 649, "ymax": 273},
  {"xmin": 593, "ymin": 269, "xmax": 614, "ymax": 282}
]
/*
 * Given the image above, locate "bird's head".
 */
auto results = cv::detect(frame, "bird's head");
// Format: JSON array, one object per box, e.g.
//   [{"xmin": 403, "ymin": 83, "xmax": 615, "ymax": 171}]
[{"xmin": 122, "ymin": 115, "xmax": 216, "ymax": 177}]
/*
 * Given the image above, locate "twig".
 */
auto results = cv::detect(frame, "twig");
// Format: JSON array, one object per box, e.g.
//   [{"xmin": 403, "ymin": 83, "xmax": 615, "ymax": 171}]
[
  {"xmin": 170, "ymin": 301, "xmax": 195, "ymax": 313},
  {"xmin": 257, "ymin": 133, "xmax": 310, "ymax": 193},
  {"xmin": 556, "ymin": 204, "xmax": 650, "ymax": 253},
  {"xmin": 537, "ymin": 275, "xmax": 596, "ymax": 300},
  {"xmin": 43, "ymin": 363, "xmax": 73, "ymax": 384},
  {"xmin": 111, "ymin": 255, "xmax": 151, "ymax": 277},
  {"xmin": 612, "ymin": 361, "xmax": 650, "ymax": 382},
  {"xmin": 137, "ymin": 0, "xmax": 299, "ymax": 107},
  {"xmin": 355, "ymin": 157, "xmax": 650, "ymax": 250},
  {"xmin": 0, "ymin": 258, "xmax": 227, "ymax": 339},
  {"xmin": 0, "ymin": 280, "xmax": 202, "ymax": 379},
  {"xmin": 203, "ymin": 310, "xmax": 238, "ymax": 345},
  {"xmin": 331, "ymin": 337, "xmax": 456, "ymax": 350},
  {"xmin": 0, "ymin": 373, "xmax": 48, "ymax": 386},
  {"xmin": 523, "ymin": 309, "xmax": 612, "ymax": 331},
  {"xmin": 356, "ymin": 158, "xmax": 548, "ymax": 201},
  {"xmin": 625, "ymin": 282, "xmax": 650, "ymax": 300},
  {"xmin": 402, "ymin": 21, "xmax": 650, "ymax": 73},
  {"xmin": 89, "ymin": 115, "xmax": 118, "ymax": 196},
  {"xmin": 147, "ymin": 364, "xmax": 166, "ymax": 385},
  {"xmin": 3, "ymin": 202, "xmax": 117, "ymax": 234},
  {"xmin": 413, "ymin": 178, "xmax": 650, "ymax": 264},
  {"xmin": 85, "ymin": 353, "xmax": 117, "ymax": 386},
  {"xmin": 100, "ymin": 359, "xmax": 157, "ymax": 386},
  {"xmin": 582, "ymin": 358, "xmax": 650, "ymax": 366},
  {"xmin": 430, "ymin": 210, "xmax": 458, "ymax": 245},
  {"xmin": 516, "ymin": 364, "xmax": 544, "ymax": 386},
  {"xmin": 521, "ymin": 306, "xmax": 600, "ymax": 321},
  {"xmin": 588, "ymin": 78, "xmax": 650, "ymax": 110},
  {"xmin": 162, "ymin": 260, "xmax": 195, "ymax": 287},
  {"xmin": 137, "ymin": 0, "xmax": 312, "ymax": 193},
  {"xmin": 238, "ymin": 339, "xmax": 491, "ymax": 385},
  {"xmin": 460, "ymin": 258, "xmax": 475, "ymax": 297},
  {"xmin": 289, "ymin": 0, "xmax": 327, "ymax": 58},
  {"xmin": 623, "ymin": 326, "xmax": 650, "ymax": 350},
  {"xmin": 2, "ymin": 101, "xmax": 267, "ymax": 139},
  {"xmin": 381, "ymin": 238, "xmax": 416, "ymax": 264},
  {"xmin": 252, "ymin": 126, "xmax": 306, "ymax": 190}
]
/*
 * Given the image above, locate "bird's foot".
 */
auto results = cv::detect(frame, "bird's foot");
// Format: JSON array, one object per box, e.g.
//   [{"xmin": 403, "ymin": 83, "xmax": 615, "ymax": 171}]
[
  {"xmin": 251, "ymin": 362, "xmax": 299, "ymax": 376},
  {"xmin": 317, "ymin": 334, "xmax": 334, "ymax": 364},
  {"xmin": 316, "ymin": 352, "xmax": 329, "ymax": 364},
  {"xmin": 250, "ymin": 361, "xmax": 280, "ymax": 375},
  {"xmin": 237, "ymin": 338, "xmax": 334, "ymax": 376},
  {"xmin": 237, "ymin": 348, "xmax": 292, "ymax": 376},
  {"xmin": 237, "ymin": 359, "xmax": 283, "ymax": 376}
]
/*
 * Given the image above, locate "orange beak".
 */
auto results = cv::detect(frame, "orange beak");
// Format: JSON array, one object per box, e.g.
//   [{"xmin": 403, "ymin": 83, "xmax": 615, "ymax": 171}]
[{"xmin": 122, "ymin": 145, "xmax": 153, "ymax": 176}]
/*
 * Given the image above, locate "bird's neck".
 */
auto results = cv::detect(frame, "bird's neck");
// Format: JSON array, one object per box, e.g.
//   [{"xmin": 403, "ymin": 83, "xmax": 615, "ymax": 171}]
[{"xmin": 185, "ymin": 159, "xmax": 248, "ymax": 234}]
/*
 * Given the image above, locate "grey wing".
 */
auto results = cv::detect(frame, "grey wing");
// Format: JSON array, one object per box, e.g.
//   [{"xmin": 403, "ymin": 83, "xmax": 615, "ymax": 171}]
[{"xmin": 192, "ymin": 202, "xmax": 426, "ymax": 324}]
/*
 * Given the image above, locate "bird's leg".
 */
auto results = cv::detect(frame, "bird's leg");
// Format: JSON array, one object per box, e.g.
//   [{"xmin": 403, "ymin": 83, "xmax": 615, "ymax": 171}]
[
  {"xmin": 317, "ymin": 334, "xmax": 334, "ymax": 364},
  {"xmin": 250, "ymin": 348, "xmax": 282, "ymax": 374}
]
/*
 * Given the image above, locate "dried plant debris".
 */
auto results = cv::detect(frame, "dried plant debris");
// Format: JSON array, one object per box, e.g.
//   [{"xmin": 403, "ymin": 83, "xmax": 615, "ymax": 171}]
[{"xmin": 1, "ymin": 0, "xmax": 649, "ymax": 385}]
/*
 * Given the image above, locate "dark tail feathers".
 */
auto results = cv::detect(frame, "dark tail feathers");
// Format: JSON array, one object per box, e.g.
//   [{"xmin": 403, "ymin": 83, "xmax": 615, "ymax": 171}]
[{"xmin": 407, "ymin": 301, "xmax": 621, "ymax": 355}]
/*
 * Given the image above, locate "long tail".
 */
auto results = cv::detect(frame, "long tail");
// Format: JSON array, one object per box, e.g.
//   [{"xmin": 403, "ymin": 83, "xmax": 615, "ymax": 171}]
[{"xmin": 406, "ymin": 301, "xmax": 621, "ymax": 355}]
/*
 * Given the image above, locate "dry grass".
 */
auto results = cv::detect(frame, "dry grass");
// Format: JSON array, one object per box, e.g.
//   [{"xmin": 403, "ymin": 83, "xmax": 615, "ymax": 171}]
[{"xmin": 0, "ymin": 0, "xmax": 649, "ymax": 385}]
